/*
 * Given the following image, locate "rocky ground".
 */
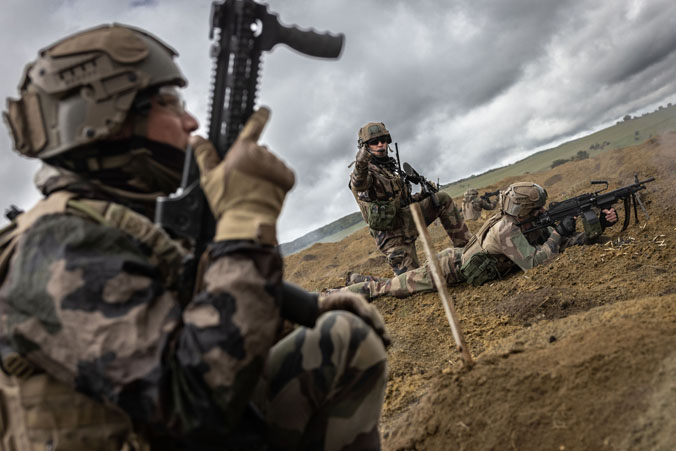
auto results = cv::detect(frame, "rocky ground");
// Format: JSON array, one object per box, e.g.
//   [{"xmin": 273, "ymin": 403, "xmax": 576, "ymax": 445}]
[{"xmin": 284, "ymin": 132, "xmax": 676, "ymax": 450}]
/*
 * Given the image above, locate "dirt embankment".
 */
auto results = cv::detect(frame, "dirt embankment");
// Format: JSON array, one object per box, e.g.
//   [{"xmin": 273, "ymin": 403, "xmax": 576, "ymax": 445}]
[{"xmin": 284, "ymin": 133, "xmax": 676, "ymax": 450}]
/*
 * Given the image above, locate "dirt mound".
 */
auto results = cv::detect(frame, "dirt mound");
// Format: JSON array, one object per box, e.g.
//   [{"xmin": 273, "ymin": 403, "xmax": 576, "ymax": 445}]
[{"xmin": 284, "ymin": 132, "xmax": 676, "ymax": 450}]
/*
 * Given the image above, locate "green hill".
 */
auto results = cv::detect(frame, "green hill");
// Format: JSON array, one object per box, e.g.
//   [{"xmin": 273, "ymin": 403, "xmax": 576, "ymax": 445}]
[{"xmin": 280, "ymin": 102, "xmax": 676, "ymax": 255}]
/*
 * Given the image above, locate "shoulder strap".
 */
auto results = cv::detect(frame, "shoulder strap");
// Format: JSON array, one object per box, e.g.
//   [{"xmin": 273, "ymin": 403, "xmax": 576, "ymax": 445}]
[
  {"xmin": 67, "ymin": 198, "xmax": 188, "ymax": 286},
  {"xmin": 462, "ymin": 212, "xmax": 502, "ymax": 256},
  {"xmin": 0, "ymin": 192, "xmax": 188, "ymax": 287}
]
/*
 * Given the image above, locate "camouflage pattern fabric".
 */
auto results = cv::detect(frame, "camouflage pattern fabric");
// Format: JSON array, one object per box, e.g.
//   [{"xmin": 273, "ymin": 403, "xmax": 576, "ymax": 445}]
[
  {"xmin": 342, "ymin": 248, "xmax": 464, "ymax": 300},
  {"xmin": 0, "ymin": 185, "xmax": 387, "ymax": 449},
  {"xmin": 350, "ymin": 157, "xmax": 472, "ymax": 275},
  {"xmin": 341, "ymin": 214, "xmax": 597, "ymax": 301},
  {"xmin": 462, "ymin": 196, "xmax": 497, "ymax": 221},
  {"xmin": 479, "ymin": 214, "xmax": 563, "ymax": 270},
  {"xmin": 255, "ymin": 310, "xmax": 387, "ymax": 450}
]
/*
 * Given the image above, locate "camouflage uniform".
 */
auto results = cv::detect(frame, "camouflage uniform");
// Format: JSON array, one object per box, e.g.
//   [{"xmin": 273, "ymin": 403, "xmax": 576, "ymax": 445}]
[
  {"xmin": 343, "ymin": 212, "xmax": 593, "ymax": 300},
  {"xmin": 461, "ymin": 190, "xmax": 497, "ymax": 221},
  {"xmin": 0, "ymin": 24, "xmax": 387, "ymax": 451},
  {"xmin": 0, "ymin": 166, "xmax": 387, "ymax": 450},
  {"xmin": 350, "ymin": 156, "xmax": 472, "ymax": 275}
]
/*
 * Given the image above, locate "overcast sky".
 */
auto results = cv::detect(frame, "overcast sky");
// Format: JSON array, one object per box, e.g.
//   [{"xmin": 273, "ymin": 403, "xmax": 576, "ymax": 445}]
[{"xmin": 2, "ymin": 0, "xmax": 676, "ymax": 243}]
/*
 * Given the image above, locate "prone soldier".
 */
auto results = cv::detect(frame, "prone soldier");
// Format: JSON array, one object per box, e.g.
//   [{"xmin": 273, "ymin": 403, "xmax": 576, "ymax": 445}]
[
  {"xmin": 0, "ymin": 24, "xmax": 389, "ymax": 450},
  {"xmin": 342, "ymin": 182, "xmax": 618, "ymax": 300},
  {"xmin": 462, "ymin": 188, "xmax": 498, "ymax": 221},
  {"xmin": 349, "ymin": 122, "xmax": 473, "ymax": 276}
]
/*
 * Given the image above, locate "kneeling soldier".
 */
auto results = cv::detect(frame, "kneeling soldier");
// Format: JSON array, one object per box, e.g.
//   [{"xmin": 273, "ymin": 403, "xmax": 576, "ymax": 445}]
[{"xmin": 349, "ymin": 122, "xmax": 473, "ymax": 276}]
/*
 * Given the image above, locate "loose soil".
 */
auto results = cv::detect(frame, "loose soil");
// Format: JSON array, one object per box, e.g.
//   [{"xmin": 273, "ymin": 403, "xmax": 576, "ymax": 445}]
[{"xmin": 284, "ymin": 133, "xmax": 676, "ymax": 450}]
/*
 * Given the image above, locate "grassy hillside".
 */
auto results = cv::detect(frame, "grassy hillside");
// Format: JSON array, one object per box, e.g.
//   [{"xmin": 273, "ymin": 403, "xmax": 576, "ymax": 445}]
[
  {"xmin": 281, "ymin": 102, "xmax": 676, "ymax": 255},
  {"xmin": 444, "ymin": 102, "xmax": 676, "ymax": 197}
]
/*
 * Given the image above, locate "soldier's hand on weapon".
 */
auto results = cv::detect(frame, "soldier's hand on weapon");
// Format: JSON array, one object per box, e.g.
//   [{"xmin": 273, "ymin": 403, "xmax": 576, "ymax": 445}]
[
  {"xmin": 318, "ymin": 292, "xmax": 391, "ymax": 347},
  {"xmin": 600, "ymin": 208, "xmax": 618, "ymax": 228},
  {"xmin": 555, "ymin": 216, "xmax": 577, "ymax": 237},
  {"xmin": 192, "ymin": 107, "xmax": 295, "ymax": 245},
  {"xmin": 355, "ymin": 146, "xmax": 373, "ymax": 169}
]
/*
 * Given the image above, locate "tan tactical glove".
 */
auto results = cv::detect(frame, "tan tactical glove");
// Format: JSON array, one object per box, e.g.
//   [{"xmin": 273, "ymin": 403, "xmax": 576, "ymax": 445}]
[
  {"xmin": 355, "ymin": 146, "xmax": 373, "ymax": 170},
  {"xmin": 192, "ymin": 108, "xmax": 295, "ymax": 245},
  {"xmin": 318, "ymin": 291, "xmax": 391, "ymax": 347}
]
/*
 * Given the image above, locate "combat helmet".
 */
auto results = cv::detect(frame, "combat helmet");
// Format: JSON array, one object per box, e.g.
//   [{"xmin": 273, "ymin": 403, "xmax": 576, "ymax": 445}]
[
  {"xmin": 358, "ymin": 122, "xmax": 392, "ymax": 147},
  {"xmin": 464, "ymin": 188, "xmax": 479, "ymax": 201},
  {"xmin": 3, "ymin": 23, "xmax": 186, "ymax": 160},
  {"xmin": 501, "ymin": 182, "xmax": 547, "ymax": 218}
]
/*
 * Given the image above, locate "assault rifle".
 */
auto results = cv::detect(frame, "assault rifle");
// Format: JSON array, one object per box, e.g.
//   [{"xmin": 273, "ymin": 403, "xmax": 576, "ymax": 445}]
[
  {"xmin": 480, "ymin": 190, "xmax": 500, "ymax": 202},
  {"xmin": 518, "ymin": 174, "xmax": 655, "ymax": 232},
  {"xmin": 155, "ymin": 0, "xmax": 344, "ymax": 315},
  {"xmin": 403, "ymin": 162, "xmax": 439, "ymax": 206},
  {"xmin": 394, "ymin": 143, "xmax": 414, "ymax": 207}
]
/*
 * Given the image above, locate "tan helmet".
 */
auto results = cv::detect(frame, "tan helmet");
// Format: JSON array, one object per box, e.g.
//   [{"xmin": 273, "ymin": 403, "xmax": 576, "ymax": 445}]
[
  {"xmin": 357, "ymin": 122, "xmax": 392, "ymax": 147},
  {"xmin": 3, "ymin": 23, "xmax": 186, "ymax": 160},
  {"xmin": 464, "ymin": 188, "xmax": 478, "ymax": 200},
  {"xmin": 501, "ymin": 182, "xmax": 547, "ymax": 218}
]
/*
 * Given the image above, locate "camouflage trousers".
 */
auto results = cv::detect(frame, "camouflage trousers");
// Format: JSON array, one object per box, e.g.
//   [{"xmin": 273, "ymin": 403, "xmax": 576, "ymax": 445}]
[
  {"xmin": 344, "ymin": 248, "xmax": 465, "ymax": 300},
  {"xmin": 253, "ymin": 310, "xmax": 388, "ymax": 450},
  {"xmin": 371, "ymin": 193, "xmax": 472, "ymax": 275}
]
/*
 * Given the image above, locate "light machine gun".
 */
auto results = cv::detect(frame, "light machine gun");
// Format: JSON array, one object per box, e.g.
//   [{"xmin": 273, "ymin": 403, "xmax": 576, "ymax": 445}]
[
  {"xmin": 518, "ymin": 174, "xmax": 655, "ymax": 234},
  {"xmin": 155, "ymin": 0, "xmax": 344, "ymax": 319}
]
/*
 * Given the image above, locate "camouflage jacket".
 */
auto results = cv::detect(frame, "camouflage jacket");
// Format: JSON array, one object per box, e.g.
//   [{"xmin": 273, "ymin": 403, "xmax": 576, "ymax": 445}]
[
  {"xmin": 461, "ymin": 197, "xmax": 497, "ymax": 221},
  {"xmin": 349, "ymin": 156, "xmax": 420, "ymax": 235},
  {"xmin": 462, "ymin": 213, "xmax": 564, "ymax": 275},
  {"xmin": 0, "ymin": 169, "xmax": 284, "ymax": 442}
]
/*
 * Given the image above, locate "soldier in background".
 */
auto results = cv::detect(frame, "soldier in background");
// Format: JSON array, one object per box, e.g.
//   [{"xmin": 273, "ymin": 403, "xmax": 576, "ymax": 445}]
[
  {"xmin": 341, "ymin": 182, "xmax": 617, "ymax": 300},
  {"xmin": 0, "ymin": 24, "xmax": 388, "ymax": 450},
  {"xmin": 349, "ymin": 121, "xmax": 473, "ymax": 276},
  {"xmin": 462, "ymin": 188, "xmax": 498, "ymax": 221}
]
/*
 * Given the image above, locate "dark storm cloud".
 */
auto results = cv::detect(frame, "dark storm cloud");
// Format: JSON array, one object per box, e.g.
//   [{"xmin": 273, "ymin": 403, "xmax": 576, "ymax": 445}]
[{"xmin": 2, "ymin": 0, "xmax": 676, "ymax": 242}]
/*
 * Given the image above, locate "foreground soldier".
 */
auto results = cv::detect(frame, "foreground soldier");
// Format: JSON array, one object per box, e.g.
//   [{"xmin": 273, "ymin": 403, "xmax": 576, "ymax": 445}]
[
  {"xmin": 350, "ymin": 122, "xmax": 472, "ymax": 275},
  {"xmin": 0, "ymin": 25, "xmax": 388, "ymax": 450},
  {"xmin": 462, "ymin": 188, "xmax": 497, "ymax": 220},
  {"xmin": 342, "ymin": 182, "xmax": 617, "ymax": 300}
]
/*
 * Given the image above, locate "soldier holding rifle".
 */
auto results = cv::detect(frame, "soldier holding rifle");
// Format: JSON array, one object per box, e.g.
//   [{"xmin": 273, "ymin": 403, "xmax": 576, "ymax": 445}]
[
  {"xmin": 462, "ymin": 188, "xmax": 498, "ymax": 221},
  {"xmin": 0, "ymin": 10, "xmax": 389, "ymax": 451},
  {"xmin": 349, "ymin": 122, "xmax": 473, "ymax": 276}
]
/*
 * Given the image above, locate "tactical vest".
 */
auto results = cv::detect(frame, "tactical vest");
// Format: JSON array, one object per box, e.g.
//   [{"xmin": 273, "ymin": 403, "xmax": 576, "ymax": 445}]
[
  {"xmin": 460, "ymin": 214, "xmax": 503, "ymax": 286},
  {"xmin": 0, "ymin": 190, "xmax": 188, "ymax": 450},
  {"xmin": 351, "ymin": 160, "xmax": 407, "ymax": 232}
]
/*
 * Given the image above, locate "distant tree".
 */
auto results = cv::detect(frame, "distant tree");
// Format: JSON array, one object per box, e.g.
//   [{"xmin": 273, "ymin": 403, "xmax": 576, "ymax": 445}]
[
  {"xmin": 575, "ymin": 150, "xmax": 589, "ymax": 160},
  {"xmin": 669, "ymin": 103, "xmax": 672, "ymax": 107},
  {"xmin": 551, "ymin": 158, "xmax": 569, "ymax": 168},
  {"xmin": 623, "ymin": 114, "xmax": 632, "ymax": 121}
]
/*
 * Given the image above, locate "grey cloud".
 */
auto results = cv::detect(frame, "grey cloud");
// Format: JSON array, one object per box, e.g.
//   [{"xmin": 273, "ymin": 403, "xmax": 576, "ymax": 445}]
[{"xmin": 2, "ymin": 0, "xmax": 676, "ymax": 242}]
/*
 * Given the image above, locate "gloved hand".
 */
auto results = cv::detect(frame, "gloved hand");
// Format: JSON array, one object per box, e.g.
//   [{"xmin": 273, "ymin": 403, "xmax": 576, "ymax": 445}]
[
  {"xmin": 318, "ymin": 291, "xmax": 390, "ymax": 347},
  {"xmin": 355, "ymin": 146, "xmax": 373, "ymax": 170},
  {"xmin": 192, "ymin": 107, "xmax": 295, "ymax": 245},
  {"xmin": 599, "ymin": 208, "xmax": 618, "ymax": 229},
  {"xmin": 555, "ymin": 216, "xmax": 577, "ymax": 237}
]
